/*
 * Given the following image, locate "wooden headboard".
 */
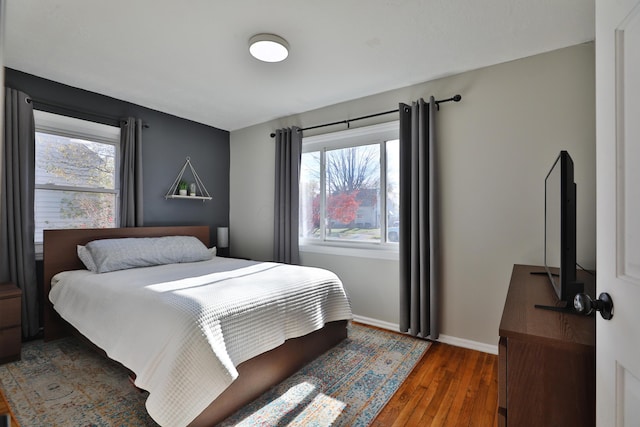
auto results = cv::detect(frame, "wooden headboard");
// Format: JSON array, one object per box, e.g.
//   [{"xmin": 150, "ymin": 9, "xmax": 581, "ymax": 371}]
[{"xmin": 43, "ymin": 226, "xmax": 210, "ymax": 341}]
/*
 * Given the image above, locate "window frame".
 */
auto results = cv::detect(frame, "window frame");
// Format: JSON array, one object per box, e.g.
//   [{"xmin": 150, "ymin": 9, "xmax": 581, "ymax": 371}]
[
  {"xmin": 300, "ymin": 121, "xmax": 399, "ymax": 258},
  {"xmin": 33, "ymin": 110, "xmax": 121, "ymax": 253}
]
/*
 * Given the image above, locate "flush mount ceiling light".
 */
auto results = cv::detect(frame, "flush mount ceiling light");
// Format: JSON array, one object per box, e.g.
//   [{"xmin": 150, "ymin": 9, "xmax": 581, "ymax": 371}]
[{"xmin": 249, "ymin": 34, "xmax": 289, "ymax": 62}]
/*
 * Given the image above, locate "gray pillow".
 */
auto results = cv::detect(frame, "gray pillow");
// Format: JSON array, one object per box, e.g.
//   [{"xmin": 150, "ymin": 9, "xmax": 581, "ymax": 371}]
[
  {"xmin": 77, "ymin": 245, "xmax": 98, "ymax": 272},
  {"xmin": 86, "ymin": 236, "xmax": 213, "ymax": 273}
]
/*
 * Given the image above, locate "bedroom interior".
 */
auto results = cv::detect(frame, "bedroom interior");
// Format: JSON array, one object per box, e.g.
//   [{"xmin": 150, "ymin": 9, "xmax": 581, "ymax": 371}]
[{"xmin": 0, "ymin": 0, "xmax": 607, "ymax": 426}]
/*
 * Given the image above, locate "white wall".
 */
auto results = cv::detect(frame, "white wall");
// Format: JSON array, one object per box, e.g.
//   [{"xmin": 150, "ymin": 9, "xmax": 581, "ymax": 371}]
[{"xmin": 230, "ymin": 43, "xmax": 596, "ymax": 350}]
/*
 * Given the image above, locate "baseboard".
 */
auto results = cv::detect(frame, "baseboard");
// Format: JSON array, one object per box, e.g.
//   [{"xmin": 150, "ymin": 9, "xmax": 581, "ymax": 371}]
[
  {"xmin": 352, "ymin": 315, "xmax": 499, "ymax": 355},
  {"xmin": 437, "ymin": 334, "xmax": 498, "ymax": 355},
  {"xmin": 352, "ymin": 315, "xmax": 399, "ymax": 332}
]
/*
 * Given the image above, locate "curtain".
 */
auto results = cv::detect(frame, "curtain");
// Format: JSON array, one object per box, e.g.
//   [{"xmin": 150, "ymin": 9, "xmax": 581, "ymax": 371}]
[
  {"xmin": 119, "ymin": 117, "xmax": 143, "ymax": 227},
  {"xmin": 399, "ymin": 97, "xmax": 439, "ymax": 339},
  {"xmin": 0, "ymin": 88, "xmax": 39, "ymax": 337},
  {"xmin": 273, "ymin": 126, "xmax": 302, "ymax": 264}
]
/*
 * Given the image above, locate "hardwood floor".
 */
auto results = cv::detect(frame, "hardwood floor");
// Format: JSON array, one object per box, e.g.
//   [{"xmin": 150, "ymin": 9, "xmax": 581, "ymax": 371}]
[
  {"xmin": 373, "ymin": 341, "xmax": 499, "ymax": 427},
  {"xmin": 0, "ymin": 387, "xmax": 19, "ymax": 427},
  {"xmin": 0, "ymin": 336, "xmax": 498, "ymax": 427}
]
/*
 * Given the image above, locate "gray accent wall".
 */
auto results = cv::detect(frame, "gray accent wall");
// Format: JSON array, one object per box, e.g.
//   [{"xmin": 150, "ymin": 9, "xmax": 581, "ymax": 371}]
[
  {"xmin": 5, "ymin": 68, "xmax": 229, "ymax": 246},
  {"xmin": 230, "ymin": 43, "xmax": 596, "ymax": 351}
]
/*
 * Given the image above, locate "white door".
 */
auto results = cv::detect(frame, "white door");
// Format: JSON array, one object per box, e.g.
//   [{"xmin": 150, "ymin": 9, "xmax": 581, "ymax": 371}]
[{"xmin": 596, "ymin": 0, "xmax": 640, "ymax": 425}]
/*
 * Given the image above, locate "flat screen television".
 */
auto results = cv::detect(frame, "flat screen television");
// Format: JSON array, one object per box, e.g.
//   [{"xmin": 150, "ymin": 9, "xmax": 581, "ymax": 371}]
[{"xmin": 542, "ymin": 150, "xmax": 582, "ymax": 309}]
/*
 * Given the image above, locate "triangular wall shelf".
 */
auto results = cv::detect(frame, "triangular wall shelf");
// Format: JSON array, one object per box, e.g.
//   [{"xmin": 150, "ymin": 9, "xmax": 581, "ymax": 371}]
[{"xmin": 165, "ymin": 157, "xmax": 212, "ymax": 201}]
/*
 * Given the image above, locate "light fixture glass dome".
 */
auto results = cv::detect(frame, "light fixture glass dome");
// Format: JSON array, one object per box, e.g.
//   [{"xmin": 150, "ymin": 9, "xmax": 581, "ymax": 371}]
[{"xmin": 249, "ymin": 34, "xmax": 289, "ymax": 62}]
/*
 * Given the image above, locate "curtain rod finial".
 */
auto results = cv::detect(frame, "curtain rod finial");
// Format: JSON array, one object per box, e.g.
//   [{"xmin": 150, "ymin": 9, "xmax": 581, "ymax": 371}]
[{"xmin": 453, "ymin": 94, "xmax": 462, "ymax": 102}]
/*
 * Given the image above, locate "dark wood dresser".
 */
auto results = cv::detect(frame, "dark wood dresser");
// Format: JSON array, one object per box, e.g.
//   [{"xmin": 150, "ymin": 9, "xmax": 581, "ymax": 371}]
[
  {"xmin": 498, "ymin": 264, "xmax": 595, "ymax": 427},
  {"xmin": 0, "ymin": 283, "xmax": 22, "ymax": 364}
]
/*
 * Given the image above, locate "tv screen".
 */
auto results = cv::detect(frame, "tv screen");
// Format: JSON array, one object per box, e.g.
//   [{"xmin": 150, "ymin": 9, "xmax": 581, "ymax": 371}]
[{"xmin": 544, "ymin": 151, "xmax": 579, "ymax": 304}]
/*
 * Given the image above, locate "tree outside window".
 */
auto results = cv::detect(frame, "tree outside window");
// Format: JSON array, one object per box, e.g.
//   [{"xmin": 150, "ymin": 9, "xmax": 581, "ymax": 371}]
[
  {"xmin": 33, "ymin": 111, "xmax": 119, "ymax": 245},
  {"xmin": 299, "ymin": 122, "xmax": 399, "ymax": 246}
]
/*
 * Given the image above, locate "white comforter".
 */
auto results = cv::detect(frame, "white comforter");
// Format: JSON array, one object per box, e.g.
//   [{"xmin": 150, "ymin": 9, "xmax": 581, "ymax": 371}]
[{"xmin": 49, "ymin": 257, "xmax": 352, "ymax": 427}]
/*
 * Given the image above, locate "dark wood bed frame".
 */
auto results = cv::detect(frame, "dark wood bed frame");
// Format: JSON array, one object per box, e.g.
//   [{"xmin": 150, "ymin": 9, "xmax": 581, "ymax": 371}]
[{"xmin": 43, "ymin": 226, "xmax": 348, "ymax": 426}]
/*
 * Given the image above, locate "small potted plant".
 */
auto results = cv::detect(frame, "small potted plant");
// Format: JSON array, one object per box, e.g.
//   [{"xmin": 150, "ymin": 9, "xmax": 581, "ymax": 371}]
[{"xmin": 178, "ymin": 180, "xmax": 188, "ymax": 196}]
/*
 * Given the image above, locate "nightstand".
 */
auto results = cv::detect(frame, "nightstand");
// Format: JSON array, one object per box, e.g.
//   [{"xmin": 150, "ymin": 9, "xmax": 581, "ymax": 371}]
[{"xmin": 0, "ymin": 283, "xmax": 22, "ymax": 364}]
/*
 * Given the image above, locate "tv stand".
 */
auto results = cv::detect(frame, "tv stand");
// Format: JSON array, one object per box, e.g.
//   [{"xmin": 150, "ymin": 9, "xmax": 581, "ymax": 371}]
[
  {"xmin": 529, "ymin": 271, "xmax": 558, "ymax": 277},
  {"xmin": 533, "ymin": 303, "xmax": 573, "ymax": 313},
  {"xmin": 498, "ymin": 265, "xmax": 595, "ymax": 426}
]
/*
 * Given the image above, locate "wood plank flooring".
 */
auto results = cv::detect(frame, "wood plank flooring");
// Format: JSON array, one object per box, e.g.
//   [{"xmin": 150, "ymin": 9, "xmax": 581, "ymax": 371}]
[
  {"xmin": 0, "ymin": 387, "xmax": 19, "ymax": 427},
  {"xmin": 372, "ymin": 340, "xmax": 499, "ymax": 427},
  {"xmin": 0, "ymin": 335, "xmax": 498, "ymax": 427}
]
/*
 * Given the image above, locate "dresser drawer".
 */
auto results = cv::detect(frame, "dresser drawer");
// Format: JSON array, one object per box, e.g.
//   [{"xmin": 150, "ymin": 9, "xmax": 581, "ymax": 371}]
[
  {"xmin": 498, "ymin": 336, "xmax": 507, "ymax": 426},
  {"xmin": 0, "ymin": 297, "xmax": 21, "ymax": 328},
  {"xmin": 0, "ymin": 326, "xmax": 21, "ymax": 363}
]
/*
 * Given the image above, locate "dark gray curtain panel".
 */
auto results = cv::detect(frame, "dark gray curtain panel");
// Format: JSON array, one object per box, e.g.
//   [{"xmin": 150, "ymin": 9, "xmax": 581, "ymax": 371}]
[
  {"xmin": 399, "ymin": 97, "xmax": 439, "ymax": 339},
  {"xmin": 273, "ymin": 126, "xmax": 302, "ymax": 264},
  {"xmin": 119, "ymin": 117, "xmax": 143, "ymax": 227},
  {"xmin": 1, "ymin": 88, "xmax": 39, "ymax": 337}
]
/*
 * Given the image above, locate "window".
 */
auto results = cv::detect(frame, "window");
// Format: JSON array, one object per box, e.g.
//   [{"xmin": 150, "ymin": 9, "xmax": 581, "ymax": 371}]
[
  {"xmin": 34, "ymin": 111, "xmax": 120, "ymax": 246},
  {"xmin": 299, "ymin": 121, "xmax": 399, "ymax": 250}
]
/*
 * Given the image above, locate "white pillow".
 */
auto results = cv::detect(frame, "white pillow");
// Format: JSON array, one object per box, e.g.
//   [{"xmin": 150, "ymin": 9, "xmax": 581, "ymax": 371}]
[
  {"xmin": 77, "ymin": 245, "xmax": 97, "ymax": 272},
  {"xmin": 85, "ymin": 236, "xmax": 213, "ymax": 273}
]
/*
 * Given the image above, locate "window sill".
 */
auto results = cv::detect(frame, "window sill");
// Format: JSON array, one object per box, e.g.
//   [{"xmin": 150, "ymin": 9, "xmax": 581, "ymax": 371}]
[{"xmin": 300, "ymin": 243, "xmax": 399, "ymax": 261}]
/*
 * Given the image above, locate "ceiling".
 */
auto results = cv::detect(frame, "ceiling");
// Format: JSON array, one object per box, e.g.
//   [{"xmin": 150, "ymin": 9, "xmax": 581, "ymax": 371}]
[{"xmin": 4, "ymin": 0, "xmax": 594, "ymax": 132}]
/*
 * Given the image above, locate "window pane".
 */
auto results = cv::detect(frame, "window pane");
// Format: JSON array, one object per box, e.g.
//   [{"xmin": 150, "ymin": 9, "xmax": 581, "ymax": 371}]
[
  {"xmin": 325, "ymin": 144, "xmax": 380, "ymax": 242},
  {"xmin": 35, "ymin": 189, "xmax": 116, "ymax": 243},
  {"xmin": 386, "ymin": 139, "xmax": 400, "ymax": 243},
  {"xmin": 35, "ymin": 132, "xmax": 116, "ymax": 189},
  {"xmin": 300, "ymin": 151, "xmax": 321, "ymax": 239}
]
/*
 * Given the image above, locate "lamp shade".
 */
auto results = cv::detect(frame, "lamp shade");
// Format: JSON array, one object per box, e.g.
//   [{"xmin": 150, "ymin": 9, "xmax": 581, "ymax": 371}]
[
  {"xmin": 249, "ymin": 34, "xmax": 289, "ymax": 62},
  {"xmin": 217, "ymin": 227, "xmax": 229, "ymax": 249}
]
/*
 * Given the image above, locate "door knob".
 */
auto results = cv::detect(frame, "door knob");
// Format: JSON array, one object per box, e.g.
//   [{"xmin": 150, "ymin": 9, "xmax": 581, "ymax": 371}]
[{"xmin": 573, "ymin": 292, "xmax": 614, "ymax": 320}]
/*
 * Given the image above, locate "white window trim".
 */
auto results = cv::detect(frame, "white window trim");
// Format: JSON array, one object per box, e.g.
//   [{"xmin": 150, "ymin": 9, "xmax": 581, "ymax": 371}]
[
  {"xmin": 300, "ymin": 242, "xmax": 399, "ymax": 260},
  {"xmin": 300, "ymin": 121, "xmax": 400, "ymax": 258},
  {"xmin": 34, "ymin": 110, "xmax": 121, "ymax": 145},
  {"xmin": 33, "ymin": 111, "xmax": 121, "ymax": 257},
  {"xmin": 303, "ymin": 120, "xmax": 399, "ymax": 151}
]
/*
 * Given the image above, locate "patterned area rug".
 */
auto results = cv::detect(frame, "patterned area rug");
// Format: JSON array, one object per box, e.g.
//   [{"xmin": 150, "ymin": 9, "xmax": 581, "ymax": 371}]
[
  {"xmin": 0, "ymin": 324, "xmax": 430, "ymax": 426},
  {"xmin": 0, "ymin": 337, "xmax": 155, "ymax": 426}
]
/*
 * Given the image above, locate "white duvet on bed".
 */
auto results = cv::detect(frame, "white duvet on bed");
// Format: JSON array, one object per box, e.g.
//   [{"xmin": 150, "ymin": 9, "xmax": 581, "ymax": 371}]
[{"xmin": 49, "ymin": 257, "xmax": 352, "ymax": 427}]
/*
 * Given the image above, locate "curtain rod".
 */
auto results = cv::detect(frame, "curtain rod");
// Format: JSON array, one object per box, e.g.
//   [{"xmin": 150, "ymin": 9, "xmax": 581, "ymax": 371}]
[
  {"xmin": 270, "ymin": 94, "xmax": 461, "ymax": 138},
  {"xmin": 26, "ymin": 97, "xmax": 150, "ymax": 128}
]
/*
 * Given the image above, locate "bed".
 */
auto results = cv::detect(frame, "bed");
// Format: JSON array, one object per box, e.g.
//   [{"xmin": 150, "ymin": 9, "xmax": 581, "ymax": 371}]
[{"xmin": 42, "ymin": 226, "xmax": 352, "ymax": 427}]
